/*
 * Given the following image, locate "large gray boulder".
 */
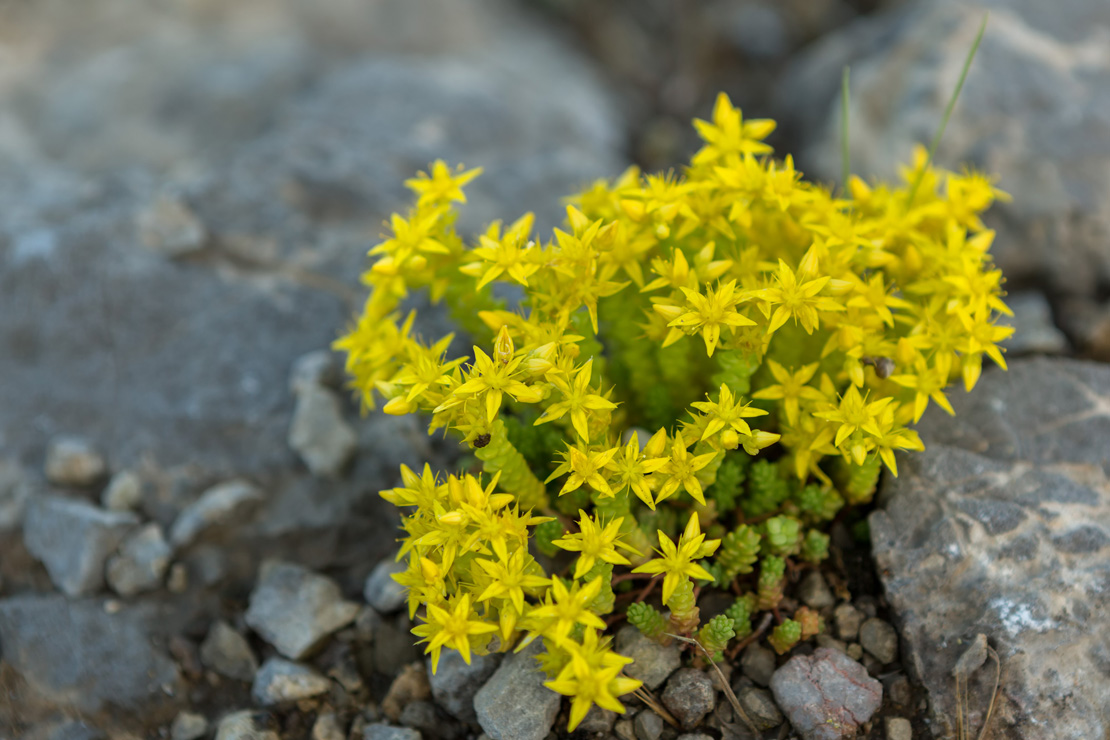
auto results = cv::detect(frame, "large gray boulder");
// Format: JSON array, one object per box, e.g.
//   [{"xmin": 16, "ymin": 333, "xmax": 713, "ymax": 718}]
[
  {"xmin": 779, "ymin": 0, "xmax": 1110, "ymax": 301},
  {"xmin": 872, "ymin": 358, "xmax": 1110, "ymax": 739}
]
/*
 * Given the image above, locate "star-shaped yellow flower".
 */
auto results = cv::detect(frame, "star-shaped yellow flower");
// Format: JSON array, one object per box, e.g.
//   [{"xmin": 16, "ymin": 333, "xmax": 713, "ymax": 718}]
[{"xmin": 632, "ymin": 514, "xmax": 720, "ymax": 605}]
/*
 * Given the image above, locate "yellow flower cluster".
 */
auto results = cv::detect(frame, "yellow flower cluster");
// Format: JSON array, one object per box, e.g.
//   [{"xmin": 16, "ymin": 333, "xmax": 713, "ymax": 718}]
[{"xmin": 337, "ymin": 92, "xmax": 1011, "ymax": 731}]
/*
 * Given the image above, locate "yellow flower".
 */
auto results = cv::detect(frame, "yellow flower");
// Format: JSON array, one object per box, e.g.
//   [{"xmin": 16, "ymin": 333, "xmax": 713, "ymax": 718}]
[
  {"xmin": 528, "ymin": 576, "xmax": 607, "ymax": 640},
  {"xmin": 474, "ymin": 548, "xmax": 550, "ymax": 614},
  {"xmin": 690, "ymin": 383, "xmax": 769, "ymax": 441},
  {"xmin": 604, "ymin": 432, "xmax": 669, "ymax": 509},
  {"xmin": 412, "ymin": 593, "xmax": 498, "ymax": 672},
  {"xmin": 633, "ymin": 514, "xmax": 720, "ymax": 605},
  {"xmin": 655, "ymin": 431, "xmax": 718, "ymax": 506},
  {"xmin": 654, "ymin": 280, "xmax": 756, "ymax": 356},
  {"xmin": 459, "ymin": 212, "xmax": 540, "ymax": 289},
  {"xmin": 545, "ymin": 648, "xmax": 641, "ymax": 732},
  {"xmin": 692, "ymin": 92, "xmax": 775, "ymax": 166},
  {"xmin": 813, "ymin": 385, "xmax": 893, "ymax": 449},
  {"xmin": 549, "ymin": 444, "xmax": 619, "ymax": 497},
  {"xmin": 890, "ymin": 358, "xmax": 956, "ymax": 422},
  {"xmin": 439, "ymin": 345, "xmax": 536, "ymax": 422},
  {"xmin": 534, "ymin": 359, "xmax": 617, "ymax": 442},
  {"xmin": 404, "ymin": 160, "xmax": 483, "ymax": 206},
  {"xmin": 752, "ymin": 361, "xmax": 823, "ymax": 426},
  {"xmin": 753, "ymin": 259, "xmax": 843, "ymax": 334},
  {"xmin": 553, "ymin": 510, "xmax": 642, "ymax": 579}
]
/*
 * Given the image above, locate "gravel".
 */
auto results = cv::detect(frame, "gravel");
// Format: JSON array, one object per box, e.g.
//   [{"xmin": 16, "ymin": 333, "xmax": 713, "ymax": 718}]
[
  {"xmin": 214, "ymin": 711, "xmax": 280, "ymax": 740},
  {"xmin": 473, "ymin": 639, "xmax": 560, "ymax": 740},
  {"xmin": 106, "ymin": 523, "xmax": 172, "ymax": 596},
  {"xmin": 244, "ymin": 559, "xmax": 359, "ymax": 659},
  {"xmin": 288, "ymin": 384, "xmax": 357, "ymax": 478},
  {"xmin": 101, "ymin": 470, "xmax": 143, "ymax": 511},
  {"xmin": 833, "ymin": 603, "xmax": 863, "ymax": 642},
  {"xmin": 252, "ymin": 657, "xmax": 332, "ymax": 705},
  {"xmin": 797, "ymin": 571, "xmax": 835, "ymax": 608},
  {"xmin": 661, "ymin": 668, "xmax": 716, "ymax": 729},
  {"xmin": 885, "ymin": 717, "xmax": 912, "ymax": 740},
  {"xmin": 614, "ymin": 625, "xmax": 682, "ymax": 690},
  {"xmin": 170, "ymin": 711, "xmax": 209, "ymax": 740},
  {"xmin": 634, "ymin": 709, "xmax": 664, "ymax": 740},
  {"xmin": 737, "ymin": 686, "xmax": 785, "ymax": 730},
  {"xmin": 362, "ymin": 725, "xmax": 422, "ymax": 740},
  {"xmin": 0, "ymin": 458, "xmax": 31, "ymax": 530},
  {"xmin": 44, "ymin": 436, "xmax": 107, "ymax": 488},
  {"xmin": 200, "ymin": 620, "xmax": 260, "ymax": 682},
  {"xmin": 169, "ymin": 479, "xmax": 264, "ymax": 549},
  {"xmin": 859, "ymin": 618, "xmax": 898, "ymax": 665},
  {"xmin": 23, "ymin": 495, "xmax": 139, "ymax": 596},
  {"xmin": 740, "ymin": 642, "xmax": 777, "ymax": 687},
  {"xmin": 427, "ymin": 650, "xmax": 500, "ymax": 723},
  {"xmin": 364, "ymin": 557, "xmax": 408, "ymax": 614},
  {"xmin": 770, "ymin": 648, "xmax": 883, "ymax": 740}
]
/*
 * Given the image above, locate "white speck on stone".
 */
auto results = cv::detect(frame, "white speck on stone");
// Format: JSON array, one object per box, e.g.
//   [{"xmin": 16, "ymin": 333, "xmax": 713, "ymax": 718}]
[
  {"xmin": 12, "ymin": 228, "xmax": 58, "ymax": 264},
  {"xmin": 989, "ymin": 597, "xmax": 1053, "ymax": 635}
]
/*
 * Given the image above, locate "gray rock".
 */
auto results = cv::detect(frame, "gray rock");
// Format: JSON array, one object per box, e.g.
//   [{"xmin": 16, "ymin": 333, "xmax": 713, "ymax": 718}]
[
  {"xmin": 200, "ymin": 620, "xmax": 260, "ymax": 682},
  {"xmin": 312, "ymin": 712, "xmax": 345, "ymax": 740},
  {"xmin": 782, "ymin": 0, "xmax": 1110, "ymax": 301},
  {"xmin": 106, "ymin": 522, "xmax": 172, "ymax": 596},
  {"xmin": 427, "ymin": 649, "xmax": 500, "ymax": 723},
  {"xmin": 615, "ymin": 625, "xmax": 682, "ymax": 690},
  {"xmin": 362, "ymin": 726, "xmax": 421, "ymax": 740},
  {"xmin": 101, "ymin": 469, "xmax": 143, "ymax": 511},
  {"xmin": 614, "ymin": 717, "xmax": 637, "ymax": 740},
  {"xmin": 740, "ymin": 642, "xmax": 777, "ymax": 687},
  {"xmin": 290, "ymin": 350, "xmax": 343, "ymax": 395},
  {"xmin": 661, "ymin": 668, "xmax": 715, "ymax": 729},
  {"xmin": 0, "ymin": 458, "xmax": 31, "ymax": 530},
  {"xmin": 44, "ymin": 436, "xmax": 107, "ymax": 487},
  {"xmin": 288, "ymin": 384, "xmax": 357, "ymax": 478},
  {"xmin": 215, "ymin": 711, "xmax": 279, "ymax": 740},
  {"xmin": 136, "ymin": 195, "xmax": 207, "ymax": 258},
  {"xmin": 400, "ymin": 701, "xmax": 449, "ymax": 739},
  {"xmin": 770, "ymin": 648, "xmax": 882, "ymax": 740},
  {"xmin": 473, "ymin": 639, "xmax": 560, "ymax": 740},
  {"xmin": 364, "ymin": 557, "xmax": 408, "ymax": 614},
  {"xmin": 168, "ymin": 479, "xmax": 264, "ymax": 549},
  {"xmin": 245, "ymin": 559, "xmax": 359, "ymax": 659},
  {"xmin": 634, "ymin": 710, "xmax": 663, "ymax": 740},
  {"xmin": 373, "ymin": 617, "xmax": 422, "ymax": 675},
  {"xmin": 797, "ymin": 571, "xmax": 835, "ymax": 609},
  {"xmin": 814, "ymin": 634, "xmax": 849, "ymax": 656},
  {"xmin": 0, "ymin": 594, "xmax": 182, "ymax": 714},
  {"xmin": 252, "ymin": 657, "xmax": 331, "ymax": 705},
  {"xmin": 885, "ymin": 717, "xmax": 912, "ymax": 740},
  {"xmin": 833, "ymin": 604, "xmax": 862, "ymax": 642},
  {"xmin": 738, "ymin": 686, "xmax": 785, "ymax": 731},
  {"xmin": 872, "ymin": 358, "xmax": 1110, "ymax": 739},
  {"xmin": 577, "ymin": 705, "xmax": 617, "ymax": 734},
  {"xmin": 675, "ymin": 734, "xmax": 714, "ymax": 740},
  {"xmin": 1000, "ymin": 293, "xmax": 1069, "ymax": 356},
  {"xmin": 23, "ymin": 495, "xmax": 139, "ymax": 596},
  {"xmin": 171, "ymin": 711, "xmax": 209, "ymax": 740},
  {"xmin": 858, "ymin": 618, "xmax": 898, "ymax": 665}
]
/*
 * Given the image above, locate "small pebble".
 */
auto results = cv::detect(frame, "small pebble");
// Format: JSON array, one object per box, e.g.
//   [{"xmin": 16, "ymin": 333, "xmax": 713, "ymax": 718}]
[
  {"xmin": 289, "ymin": 349, "xmax": 342, "ymax": 394},
  {"xmin": 797, "ymin": 571, "xmax": 835, "ymax": 608},
  {"xmin": 136, "ymin": 195, "xmax": 207, "ymax": 257},
  {"xmin": 613, "ymin": 717, "xmax": 637, "ymax": 740},
  {"xmin": 886, "ymin": 717, "xmax": 913, "ymax": 740},
  {"xmin": 200, "ymin": 620, "xmax": 259, "ymax": 682},
  {"xmin": 288, "ymin": 384, "xmax": 357, "ymax": 479},
  {"xmin": 847, "ymin": 643, "xmax": 864, "ymax": 661},
  {"xmin": 361, "ymin": 725, "xmax": 421, "ymax": 740},
  {"xmin": 815, "ymin": 633, "xmax": 849, "ymax": 655},
  {"xmin": 737, "ymin": 686, "xmax": 784, "ymax": 731},
  {"xmin": 661, "ymin": 668, "xmax": 715, "ymax": 729},
  {"xmin": 311, "ymin": 712, "xmax": 345, "ymax": 740},
  {"xmin": 615, "ymin": 625, "xmax": 682, "ymax": 690},
  {"xmin": 634, "ymin": 709, "xmax": 663, "ymax": 740},
  {"xmin": 106, "ymin": 523, "xmax": 172, "ymax": 596},
  {"xmin": 885, "ymin": 674, "xmax": 913, "ymax": 710},
  {"xmin": 834, "ymin": 603, "xmax": 863, "ymax": 641},
  {"xmin": 102, "ymin": 470, "xmax": 143, "ymax": 511},
  {"xmin": 740, "ymin": 643, "xmax": 776, "ymax": 687},
  {"xmin": 169, "ymin": 479, "xmax": 263, "ymax": 548},
  {"xmin": 214, "ymin": 711, "xmax": 279, "ymax": 740},
  {"xmin": 364, "ymin": 557, "xmax": 408, "ymax": 614},
  {"xmin": 0, "ymin": 459, "xmax": 30, "ymax": 531},
  {"xmin": 251, "ymin": 658, "xmax": 331, "ymax": 705},
  {"xmin": 170, "ymin": 711, "xmax": 208, "ymax": 740},
  {"xmin": 381, "ymin": 662, "xmax": 431, "ymax": 722},
  {"xmin": 859, "ymin": 618, "xmax": 898, "ymax": 664},
  {"xmin": 45, "ymin": 436, "xmax": 107, "ymax": 487},
  {"xmin": 770, "ymin": 648, "xmax": 882, "ymax": 740},
  {"xmin": 167, "ymin": 562, "xmax": 189, "ymax": 593}
]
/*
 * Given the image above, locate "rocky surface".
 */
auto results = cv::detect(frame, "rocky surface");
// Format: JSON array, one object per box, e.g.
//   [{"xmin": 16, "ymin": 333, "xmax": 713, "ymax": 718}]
[
  {"xmin": 426, "ymin": 650, "xmax": 500, "ymax": 723},
  {"xmin": 244, "ymin": 560, "xmax": 360, "ymax": 660},
  {"xmin": 106, "ymin": 522, "xmax": 173, "ymax": 596},
  {"xmin": 662, "ymin": 669, "xmax": 716, "ymax": 729},
  {"xmin": 473, "ymin": 639, "xmax": 560, "ymax": 740},
  {"xmin": 782, "ymin": 0, "xmax": 1110, "ymax": 306},
  {"xmin": 770, "ymin": 648, "xmax": 883, "ymax": 740},
  {"xmin": 614, "ymin": 625, "xmax": 683, "ymax": 690},
  {"xmin": 23, "ymin": 496, "xmax": 139, "ymax": 596},
  {"xmin": 872, "ymin": 358, "xmax": 1110, "ymax": 740}
]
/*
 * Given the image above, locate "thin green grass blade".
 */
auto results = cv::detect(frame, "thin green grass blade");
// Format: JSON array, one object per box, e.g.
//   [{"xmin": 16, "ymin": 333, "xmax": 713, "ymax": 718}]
[
  {"xmin": 841, "ymin": 65, "xmax": 851, "ymax": 194},
  {"xmin": 907, "ymin": 13, "xmax": 988, "ymax": 208}
]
